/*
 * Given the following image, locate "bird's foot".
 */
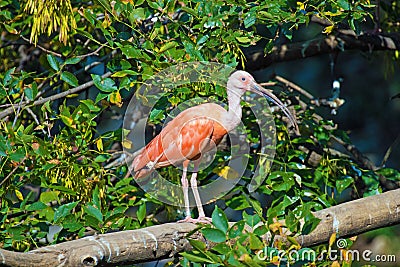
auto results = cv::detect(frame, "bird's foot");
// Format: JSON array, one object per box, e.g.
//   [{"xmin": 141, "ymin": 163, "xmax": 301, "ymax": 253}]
[{"xmin": 178, "ymin": 216, "xmax": 212, "ymax": 224}]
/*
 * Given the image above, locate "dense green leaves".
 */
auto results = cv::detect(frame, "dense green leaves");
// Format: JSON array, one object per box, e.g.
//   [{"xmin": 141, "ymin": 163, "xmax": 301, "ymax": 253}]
[{"xmin": 0, "ymin": 0, "xmax": 398, "ymax": 266}]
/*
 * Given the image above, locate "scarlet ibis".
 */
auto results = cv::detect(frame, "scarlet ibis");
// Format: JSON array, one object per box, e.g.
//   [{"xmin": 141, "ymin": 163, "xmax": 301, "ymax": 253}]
[{"xmin": 130, "ymin": 71, "xmax": 299, "ymax": 223}]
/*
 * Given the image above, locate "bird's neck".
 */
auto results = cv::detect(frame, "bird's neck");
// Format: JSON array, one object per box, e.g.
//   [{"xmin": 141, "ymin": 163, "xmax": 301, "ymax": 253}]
[{"xmin": 224, "ymin": 90, "xmax": 243, "ymax": 132}]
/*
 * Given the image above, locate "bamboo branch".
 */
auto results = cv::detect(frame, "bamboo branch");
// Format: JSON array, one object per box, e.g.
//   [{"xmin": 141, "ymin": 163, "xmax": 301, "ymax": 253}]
[{"xmin": 0, "ymin": 189, "xmax": 399, "ymax": 267}]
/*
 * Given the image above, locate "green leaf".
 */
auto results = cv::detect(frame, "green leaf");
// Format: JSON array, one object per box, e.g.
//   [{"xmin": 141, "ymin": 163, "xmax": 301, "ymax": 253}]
[
  {"xmin": 80, "ymin": 99, "xmax": 101, "ymax": 112},
  {"xmin": 337, "ymin": 0, "xmax": 350, "ymax": 10},
  {"xmin": 336, "ymin": 176, "xmax": 354, "ymax": 194},
  {"xmin": 97, "ymin": 0, "xmax": 113, "ymax": 13},
  {"xmin": 9, "ymin": 147, "xmax": 25, "ymax": 162},
  {"xmin": 236, "ymin": 36, "xmax": 251, "ymax": 43},
  {"xmin": 92, "ymin": 186, "xmax": 101, "ymax": 210},
  {"xmin": 146, "ymin": 0, "xmax": 161, "ymax": 10},
  {"xmin": 38, "ymin": 207, "xmax": 55, "ymax": 222},
  {"xmin": 228, "ymin": 221, "xmax": 245, "ymax": 238},
  {"xmin": 47, "ymin": 54, "xmax": 60, "ymax": 71},
  {"xmin": 301, "ymin": 213, "xmax": 321, "ymax": 235},
  {"xmin": 48, "ymin": 185, "xmax": 77, "ymax": 195},
  {"xmin": 201, "ymin": 228, "xmax": 226, "ymax": 243},
  {"xmin": 84, "ymin": 204, "xmax": 103, "ymax": 222},
  {"xmin": 95, "ymin": 92, "xmax": 109, "ymax": 103},
  {"xmin": 249, "ymin": 233, "xmax": 263, "ymax": 250},
  {"xmin": 3, "ymin": 67, "xmax": 15, "ymax": 85},
  {"xmin": 285, "ymin": 210, "xmax": 299, "ymax": 232},
  {"xmin": 137, "ymin": 202, "xmax": 146, "ymax": 223},
  {"xmin": 188, "ymin": 238, "xmax": 206, "ymax": 251},
  {"xmin": 26, "ymin": 201, "xmax": 47, "ymax": 211},
  {"xmin": 226, "ymin": 195, "xmax": 251, "ymax": 210},
  {"xmin": 54, "ymin": 202, "xmax": 79, "ymax": 223},
  {"xmin": 40, "ymin": 191, "xmax": 59, "ymax": 203},
  {"xmin": 244, "ymin": 11, "xmax": 256, "ymax": 28},
  {"xmin": 61, "ymin": 71, "xmax": 79, "ymax": 87},
  {"xmin": 180, "ymin": 252, "xmax": 214, "ymax": 263},
  {"xmin": 158, "ymin": 41, "xmax": 178, "ymax": 54},
  {"xmin": 120, "ymin": 45, "xmax": 143, "ymax": 59},
  {"xmin": 130, "ymin": 8, "xmax": 146, "ymax": 20},
  {"xmin": 94, "ymin": 154, "xmax": 108, "ymax": 162},
  {"xmin": 63, "ymin": 221, "xmax": 83, "ymax": 232},
  {"xmin": 212, "ymin": 243, "xmax": 231, "ymax": 254},
  {"xmin": 112, "ymin": 70, "xmax": 139, "ymax": 77},
  {"xmin": 149, "ymin": 109, "xmax": 165, "ymax": 122},
  {"xmin": 212, "ymin": 206, "xmax": 228, "ymax": 233},
  {"xmin": 243, "ymin": 211, "xmax": 261, "ymax": 228},
  {"xmin": 65, "ymin": 57, "xmax": 82, "ymax": 65},
  {"xmin": 24, "ymin": 83, "xmax": 38, "ymax": 100},
  {"xmin": 92, "ymin": 74, "xmax": 117, "ymax": 92}
]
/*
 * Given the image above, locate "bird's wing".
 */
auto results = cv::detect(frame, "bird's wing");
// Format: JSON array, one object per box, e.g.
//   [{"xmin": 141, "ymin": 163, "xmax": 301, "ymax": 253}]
[
  {"xmin": 131, "ymin": 119, "xmax": 218, "ymax": 177},
  {"xmin": 131, "ymin": 103, "xmax": 228, "ymax": 178}
]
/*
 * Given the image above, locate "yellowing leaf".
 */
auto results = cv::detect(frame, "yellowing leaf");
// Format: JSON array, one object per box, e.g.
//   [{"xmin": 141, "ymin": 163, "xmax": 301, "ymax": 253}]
[
  {"xmin": 109, "ymin": 91, "xmax": 122, "ymax": 107},
  {"xmin": 32, "ymin": 142, "xmax": 40, "ymax": 150},
  {"xmin": 324, "ymin": 11, "xmax": 342, "ymax": 16},
  {"xmin": 60, "ymin": 115, "xmax": 74, "ymax": 127},
  {"xmin": 122, "ymin": 139, "xmax": 132, "ymax": 149},
  {"xmin": 331, "ymin": 261, "xmax": 340, "ymax": 267},
  {"xmin": 329, "ymin": 232, "xmax": 336, "ymax": 247},
  {"xmin": 269, "ymin": 221, "xmax": 282, "ymax": 234},
  {"xmin": 48, "ymin": 159, "xmax": 60, "ymax": 165},
  {"xmin": 213, "ymin": 166, "xmax": 239, "ymax": 179},
  {"xmin": 96, "ymin": 138, "xmax": 103, "ymax": 152},
  {"xmin": 15, "ymin": 190, "xmax": 24, "ymax": 201},
  {"xmin": 323, "ymin": 25, "xmax": 335, "ymax": 34},
  {"xmin": 287, "ymin": 236, "xmax": 300, "ymax": 250},
  {"xmin": 297, "ymin": 2, "xmax": 305, "ymax": 10}
]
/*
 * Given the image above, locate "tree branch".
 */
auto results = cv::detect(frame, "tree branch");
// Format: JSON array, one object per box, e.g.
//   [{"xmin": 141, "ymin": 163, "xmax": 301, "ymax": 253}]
[
  {"xmin": 0, "ymin": 189, "xmax": 399, "ymax": 267},
  {"xmin": 245, "ymin": 32, "xmax": 400, "ymax": 71},
  {"xmin": 0, "ymin": 72, "xmax": 112, "ymax": 120}
]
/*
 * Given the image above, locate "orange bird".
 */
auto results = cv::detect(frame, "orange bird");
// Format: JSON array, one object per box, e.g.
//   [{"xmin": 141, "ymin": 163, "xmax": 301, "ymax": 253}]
[{"xmin": 130, "ymin": 71, "xmax": 299, "ymax": 223}]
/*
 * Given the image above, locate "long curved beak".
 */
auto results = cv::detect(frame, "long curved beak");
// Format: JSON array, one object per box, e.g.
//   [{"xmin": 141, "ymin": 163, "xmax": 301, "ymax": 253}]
[{"xmin": 251, "ymin": 82, "xmax": 300, "ymax": 136}]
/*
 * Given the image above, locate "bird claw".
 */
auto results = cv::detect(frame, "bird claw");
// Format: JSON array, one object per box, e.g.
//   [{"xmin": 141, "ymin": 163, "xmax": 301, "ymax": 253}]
[{"xmin": 178, "ymin": 216, "xmax": 212, "ymax": 224}]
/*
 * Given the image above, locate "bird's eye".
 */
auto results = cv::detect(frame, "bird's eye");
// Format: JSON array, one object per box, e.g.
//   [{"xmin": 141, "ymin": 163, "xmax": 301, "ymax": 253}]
[{"xmin": 241, "ymin": 77, "xmax": 246, "ymax": 81}]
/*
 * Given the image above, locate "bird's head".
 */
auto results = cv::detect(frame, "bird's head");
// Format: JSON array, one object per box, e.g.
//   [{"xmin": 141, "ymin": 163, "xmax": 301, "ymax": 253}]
[
  {"xmin": 227, "ymin": 70, "xmax": 300, "ymax": 135},
  {"xmin": 227, "ymin": 70, "xmax": 255, "ymax": 96}
]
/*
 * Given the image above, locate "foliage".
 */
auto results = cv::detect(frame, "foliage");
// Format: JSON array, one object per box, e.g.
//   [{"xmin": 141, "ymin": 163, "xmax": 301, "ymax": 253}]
[{"xmin": 0, "ymin": 0, "xmax": 399, "ymax": 266}]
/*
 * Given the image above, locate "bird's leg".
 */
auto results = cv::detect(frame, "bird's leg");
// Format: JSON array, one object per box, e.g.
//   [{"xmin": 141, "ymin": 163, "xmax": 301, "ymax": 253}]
[
  {"xmin": 180, "ymin": 161, "xmax": 191, "ymax": 220},
  {"xmin": 190, "ymin": 161, "xmax": 211, "ymax": 223},
  {"xmin": 178, "ymin": 160, "xmax": 211, "ymax": 224}
]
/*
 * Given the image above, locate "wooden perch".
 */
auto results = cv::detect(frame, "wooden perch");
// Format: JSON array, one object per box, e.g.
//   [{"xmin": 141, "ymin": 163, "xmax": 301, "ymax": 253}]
[{"xmin": 0, "ymin": 189, "xmax": 399, "ymax": 267}]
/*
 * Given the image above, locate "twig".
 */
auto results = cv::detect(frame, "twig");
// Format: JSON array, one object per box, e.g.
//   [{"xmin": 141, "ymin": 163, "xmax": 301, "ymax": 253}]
[
  {"xmin": 380, "ymin": 133, "xmax": 400, "ymax": 168},
  {"xmin": 258, "ymin": 81, "xmax": 277, "ymax": 87},
  {"xmin": 0, "ymin": 72, "xmax": 112, "ymax": 120},
  {"xmin": 12, "ymin": 93, "xmax": 24, "ymax": 127},
  {"xmin": 26, "ymin": 106, "xmax": 48, "ymax": 136},
  {"xmin": 20, "ymin": 35, "xmax": 62, "ymax": 57},
  {"xmin": 331, "ymin": 135, "xmax": 377, "ymax": 170},
  {"xmin": 274, "ymin": 75, "xmax": 314, "ymax": 100},
  {"xmin": 0, "ymin": 156, "xmax": 27, "ymax": 187},
  {"xmin": 76, "ymin": 43, "xmax": 107, "ymax": 59}
]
